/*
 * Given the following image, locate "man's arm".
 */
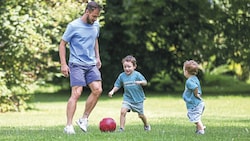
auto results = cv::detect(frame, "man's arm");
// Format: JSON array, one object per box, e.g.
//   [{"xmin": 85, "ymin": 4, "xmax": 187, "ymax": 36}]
[
  {"xmin": 59, "ymin": 40, "xmax": 69, "ymax": 77},
  {"xmin": 94, "ymin": 38, "xmax": 102, "ymax": 69}
]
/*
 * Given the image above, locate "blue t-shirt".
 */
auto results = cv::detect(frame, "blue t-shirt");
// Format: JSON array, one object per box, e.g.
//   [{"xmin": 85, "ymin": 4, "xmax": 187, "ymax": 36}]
[
  {"xmin": 182, "ymin": 76, "xmax": 203, "ymax": 109},
  {"xmin": 62, "ymin": 18, "xmax": 100, "ymax": 66},
  {"xmin": 114, "ymin": 71, "xmax": 146, "ymax": 103}
]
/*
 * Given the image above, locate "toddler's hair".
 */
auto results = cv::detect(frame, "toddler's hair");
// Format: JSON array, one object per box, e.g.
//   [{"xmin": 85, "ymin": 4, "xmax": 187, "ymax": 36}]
[
  {"xmin": 183, "ymin": 60, "xmax": 199, "ymax": 75},
  {"xmin": 122, "ymin": 55, "xmax": 137, "ymax": 67}
]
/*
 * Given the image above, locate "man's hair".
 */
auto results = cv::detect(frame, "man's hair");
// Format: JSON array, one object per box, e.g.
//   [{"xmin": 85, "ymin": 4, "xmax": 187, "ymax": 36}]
[
  {"xmin": 122, "ymin": 55, "xmax": 137, "ymax": 67},
  {"xmin": 85, "ymin": 1, "xmax": 103, "ymax": 12},
  {"xmin": 183, "ymin": 60, "xmax": 199, "ymax": 75}
]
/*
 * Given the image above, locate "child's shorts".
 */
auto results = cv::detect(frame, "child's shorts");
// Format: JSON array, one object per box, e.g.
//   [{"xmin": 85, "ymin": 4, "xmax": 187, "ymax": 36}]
[
  {"xmin": 187, "ymin": 102, "xmax": 205, "ymax": 123},
  {"xmin": 122, "ymin": 101, "xmax": 144, "ymax": 115}
]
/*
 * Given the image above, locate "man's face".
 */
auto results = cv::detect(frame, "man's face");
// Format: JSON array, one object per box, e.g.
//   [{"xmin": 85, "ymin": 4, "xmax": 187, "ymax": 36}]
[{"xmin": 86, "ymin": 9, "xmax": 100, "ymax": 24}]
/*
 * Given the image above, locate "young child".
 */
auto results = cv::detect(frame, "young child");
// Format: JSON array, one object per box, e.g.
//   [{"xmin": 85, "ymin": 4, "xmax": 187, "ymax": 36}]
[
  {"xmin": 108, "ymin": 55, "xmax": 151, "ymax": 132},
  {"xmin": 182, "ymin": 60, "xmax": 206, "ymax": 134}
]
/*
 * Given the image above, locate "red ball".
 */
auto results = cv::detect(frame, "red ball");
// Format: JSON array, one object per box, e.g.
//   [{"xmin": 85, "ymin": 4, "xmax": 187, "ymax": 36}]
[{"xmin": 99, "ymin": 117, "xmax": 116, "ymax": 132}]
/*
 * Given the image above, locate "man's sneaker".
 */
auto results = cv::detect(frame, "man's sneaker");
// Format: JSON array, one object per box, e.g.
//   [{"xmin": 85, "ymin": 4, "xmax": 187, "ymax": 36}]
[
  {"xmin": 64, "ymin": 125, "xmax": 75, "ymax": 134},
  {"xmin": 118, "ymin": 128, "xmax": 124, "ymax": 132},
  {"xmin": 76, "ymin": 118, "xmax": 88, "ymax": 132},
  {"xmin": 144, "ymin": 125, "xmax": 151, "ymax": 131}
]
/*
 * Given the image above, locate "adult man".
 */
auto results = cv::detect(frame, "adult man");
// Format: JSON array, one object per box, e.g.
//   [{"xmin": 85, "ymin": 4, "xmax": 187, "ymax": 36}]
[{"xmin": 58, "ymin": 1, "xmax": 103, "ymax": 134}]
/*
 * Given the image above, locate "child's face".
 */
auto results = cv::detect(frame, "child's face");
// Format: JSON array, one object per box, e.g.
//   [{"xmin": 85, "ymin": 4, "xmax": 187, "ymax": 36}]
[
  {"xmin": 183, "ymin": 66, "xmax": 188, "ymax": 78},
  {"xmin": 183, "ymin": 69, "xmax": 188, "ymax": 78},
  {"xmin": 123, "ymin": 61, "xmax": 136, "ymax": 75}
]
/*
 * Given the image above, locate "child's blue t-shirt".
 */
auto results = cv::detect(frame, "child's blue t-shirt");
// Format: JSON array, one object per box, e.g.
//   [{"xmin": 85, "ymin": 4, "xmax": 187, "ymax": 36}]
[
  {"xmin": 114, "ymin": 71, "xmax": 146, "ymax": 103},
  {"xmin": 62, "ymin": 18, "xmax": 100, "ymax": 66},
  {"xmin": 182, "ymin": 75, "xmax": 203, "ymax": 109}
]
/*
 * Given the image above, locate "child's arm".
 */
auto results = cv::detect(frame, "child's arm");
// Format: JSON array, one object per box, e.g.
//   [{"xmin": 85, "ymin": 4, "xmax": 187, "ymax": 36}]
[
  {"xmin": 194, "ymin": 88, "xmax": 202, "ymax": 100},
  {"xmin": 135, "ymin": 80, "xmax": 147, "ymax": 86},
  {"xmin": 108, "ymin": 87, "xmax": 119, "ymax": 97}
]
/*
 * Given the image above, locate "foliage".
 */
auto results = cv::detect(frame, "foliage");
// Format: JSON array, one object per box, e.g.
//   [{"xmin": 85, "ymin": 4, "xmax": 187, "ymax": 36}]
[
  {"xmin": 149, "ymin": 70, "xmax": 176, "ymax": 92},
  {"xmin": 100, "ymin": 0, "xmax": 250, "ymax": 91},
  {"xmin": 0, "ymin": 0, "xmax": 87, "ymax": 112},
  {"xmin": 208, "ymin": 0, "xmax": 250, "ymax": 81},
  {"xmin": 100, "ymin": 0, "xmax": 212, "ymax": 90}
]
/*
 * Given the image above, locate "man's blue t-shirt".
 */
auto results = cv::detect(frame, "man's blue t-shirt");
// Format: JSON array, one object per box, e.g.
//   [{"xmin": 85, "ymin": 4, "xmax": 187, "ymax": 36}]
[
  {"xmin": 62, "ymin": 18, "xmax": 100, "ymax": 66},
  {"xmin": 114, "ymin": 71, "xmax": 146, "ymax": 103},
  {"xmin": 182, "ymin": 76, "xmax": 203, "ymax": 109}
]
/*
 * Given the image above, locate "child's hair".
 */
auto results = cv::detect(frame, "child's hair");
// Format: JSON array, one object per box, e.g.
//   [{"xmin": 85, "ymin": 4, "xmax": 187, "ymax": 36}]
[
  {"xmin": 183, "ymin": 60, "xmax": 199, "ymax": 75},
  {"xmin": 122, "ymin": 55, "xmax": 137, "ymax": 67}
]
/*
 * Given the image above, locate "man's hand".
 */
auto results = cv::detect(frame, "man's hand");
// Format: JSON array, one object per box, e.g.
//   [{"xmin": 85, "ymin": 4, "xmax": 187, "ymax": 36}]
[
  {"xmin": 96, "ymin": 58, "xmax": 102, "ymax": 69},
  {"xmin": 61, "ymin": 64, "xmax": 70, "ymax": 77}
]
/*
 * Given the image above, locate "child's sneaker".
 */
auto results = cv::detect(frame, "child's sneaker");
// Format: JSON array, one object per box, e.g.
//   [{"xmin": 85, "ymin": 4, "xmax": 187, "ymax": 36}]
[
  {"xmin": 196, "ymin": 129, "xmax": 205, "ymax": 135},
  {"xmin": 64, "ymin": 125, "xmax": 75, "ymax": 134},
  {"xmin": 76, "ymin": 118, "xmax": 88, "ymax": 132},
  {"xmin": 203, "ymin": 126, "xmax": 206, "ymax": 130},
  {"xmin": 144, "ymin": 125, "xmax": 151, "ymax": 131}
]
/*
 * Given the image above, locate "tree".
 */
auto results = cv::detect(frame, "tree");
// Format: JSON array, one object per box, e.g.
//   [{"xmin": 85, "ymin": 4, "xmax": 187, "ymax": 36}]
[
  {"xmin": 101, "ymin": 0, "xmax": 250, "ymax": 91},
  {"xmin": 101, "ymin": 0, "xmax": 217, "ymax": 90},
  {"xmin": 0, "ymin": 0, "xmax": 87, "ymax": 112}
]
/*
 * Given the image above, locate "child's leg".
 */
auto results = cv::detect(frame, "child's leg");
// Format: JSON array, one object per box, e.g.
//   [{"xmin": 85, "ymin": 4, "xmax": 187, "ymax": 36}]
[
  {"xmin": 195, "ymin": 120, "xmax": 205, "ymax": 130},
  {"xmin": 138, "ymin": 114, "xmax": 149, "ymax": 126},
  {"xmin": 120, "ymin": 107, "xmax": 128, "ymax": 129}
]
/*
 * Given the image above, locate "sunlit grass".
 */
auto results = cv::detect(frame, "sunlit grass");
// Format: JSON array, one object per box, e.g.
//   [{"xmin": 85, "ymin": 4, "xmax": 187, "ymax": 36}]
[{"xmin": 0, "ymin": 91, "xmax": 249, "ymax": 141}]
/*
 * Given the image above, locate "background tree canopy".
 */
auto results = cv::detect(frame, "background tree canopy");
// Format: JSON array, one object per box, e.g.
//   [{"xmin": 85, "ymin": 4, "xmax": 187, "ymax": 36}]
[{"xmin": 0, "ymin": 0, "xmax": 249, "ymax": 112}]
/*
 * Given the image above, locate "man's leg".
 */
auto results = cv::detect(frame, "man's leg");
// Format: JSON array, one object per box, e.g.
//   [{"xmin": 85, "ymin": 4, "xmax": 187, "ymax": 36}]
[
  {"xmin": 66, "ymin": 86, "xmax": 83, "ymax": 125},
  {"xmin": 76, "ymin": 81, "xmax": 102, "ymax": 132},
  {"xmin": 64, "ymin": 86, "xmax": 83, "ymax": 134},
  {"xmin": 82, "ymin": 80, "xmax": 102, "ymax": 118}
]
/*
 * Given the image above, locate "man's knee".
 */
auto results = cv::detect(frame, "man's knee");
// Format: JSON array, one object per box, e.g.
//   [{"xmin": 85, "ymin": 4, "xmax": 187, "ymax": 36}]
[
  {"xmin": 71, "ymin": 87, "xmax": 83, "ymax": 99},
  {"xmin": 92, "ymin": 87, "xmax": 102, "ymax": 96},
  {"xmin": 89, "ymin": 81, "xmax": 102, "ymax": 96}
]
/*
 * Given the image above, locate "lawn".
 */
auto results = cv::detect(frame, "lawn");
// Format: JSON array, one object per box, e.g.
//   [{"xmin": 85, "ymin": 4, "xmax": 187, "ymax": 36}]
[{"xmin": 0, "ymin": 90, "xmax": 249, "ymax": 141}]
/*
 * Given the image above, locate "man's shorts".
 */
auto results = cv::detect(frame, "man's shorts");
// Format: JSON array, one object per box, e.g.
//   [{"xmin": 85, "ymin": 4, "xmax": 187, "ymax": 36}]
[
  {"xmin": 69, "ymin": 63, "xmax": 102, "ymax": 87},
  {"xmin": 122, "ymin": 101, "xmax": 144, "ymax": 115},
  {"xmin": 187, "ymin": 102, "xmax": 205, "ymax": 123}
]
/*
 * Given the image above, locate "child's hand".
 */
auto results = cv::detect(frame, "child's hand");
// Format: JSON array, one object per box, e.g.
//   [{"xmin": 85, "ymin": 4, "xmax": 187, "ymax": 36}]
[
  {"xmin": 135, "ymin": 81, "xmax": 147, "ymax": 86},
  {"xmin": 108, "ymin": 91, "xmax": 113, "ymax": 98},
  {"xmin": 135, "ymin": 81, "xmax": 140, "ymax": 85}
]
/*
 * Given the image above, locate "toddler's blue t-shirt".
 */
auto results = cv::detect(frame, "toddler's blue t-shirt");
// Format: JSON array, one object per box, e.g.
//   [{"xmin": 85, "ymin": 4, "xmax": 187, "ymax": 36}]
[
  {"xmin": 114, "ymin": 71, "xmax": 146, "ymax": 103},
  {"xmin": 182, "ymin": 76, "xmax": 203, "ymax": 109}
]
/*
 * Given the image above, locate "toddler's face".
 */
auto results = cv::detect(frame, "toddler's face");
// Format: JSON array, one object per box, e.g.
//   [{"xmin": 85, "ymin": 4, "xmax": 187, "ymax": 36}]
[
  {"xmin": 183, "ymin": 66, "xmax": 188, "ymax": 78},
  {"xmin": 123, "ymin": 61, "xmax": 136, "ymax": 75}
]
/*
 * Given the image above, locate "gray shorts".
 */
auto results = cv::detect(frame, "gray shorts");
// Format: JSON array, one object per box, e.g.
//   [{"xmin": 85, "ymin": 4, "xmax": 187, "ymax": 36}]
[
  {"xmin": 122, "ymin": 101, "xmax": 144, "ymax": 115},
  {"xmin": 187, "ymin": 102, "xmax": 205, "ymax": 123},
  {"xmin": 69, "ymin": 63, "xmax": 102, "ymax": 87}
]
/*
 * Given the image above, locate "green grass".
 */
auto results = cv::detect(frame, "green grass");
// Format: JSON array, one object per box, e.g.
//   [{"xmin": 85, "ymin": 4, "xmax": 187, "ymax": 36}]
[{"xmin": 0, "ymin": 91, "xmax": 250, "ymax": 141}]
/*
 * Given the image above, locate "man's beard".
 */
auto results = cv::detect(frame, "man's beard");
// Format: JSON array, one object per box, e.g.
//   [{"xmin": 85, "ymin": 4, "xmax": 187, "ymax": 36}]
[{"xmin": 87, "ymin": 15, "xmax": 94, "ymax": 25}]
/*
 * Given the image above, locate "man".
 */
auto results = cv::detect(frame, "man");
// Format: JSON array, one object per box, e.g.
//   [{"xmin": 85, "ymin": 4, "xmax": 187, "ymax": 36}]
[{"xmin": 58, "ymin": 1, "xmax": 103, "ymax": 134}]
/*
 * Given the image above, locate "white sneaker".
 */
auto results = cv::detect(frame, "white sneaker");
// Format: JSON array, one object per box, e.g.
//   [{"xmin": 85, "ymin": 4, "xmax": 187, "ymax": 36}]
[
  {"xmin": 144, "ymin": 125, "xmax": 151, "ymax": 131},
  {"xmin": 196, "ymin": 129, "xmax": 205, "ymax": 135},
  {"xmin": 76, "ymin": 118, "xmax": 88, "ymax": 132},
  {"xmin": 64, "ymin": 125, "xmax": 75, "ymax": 134}
]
